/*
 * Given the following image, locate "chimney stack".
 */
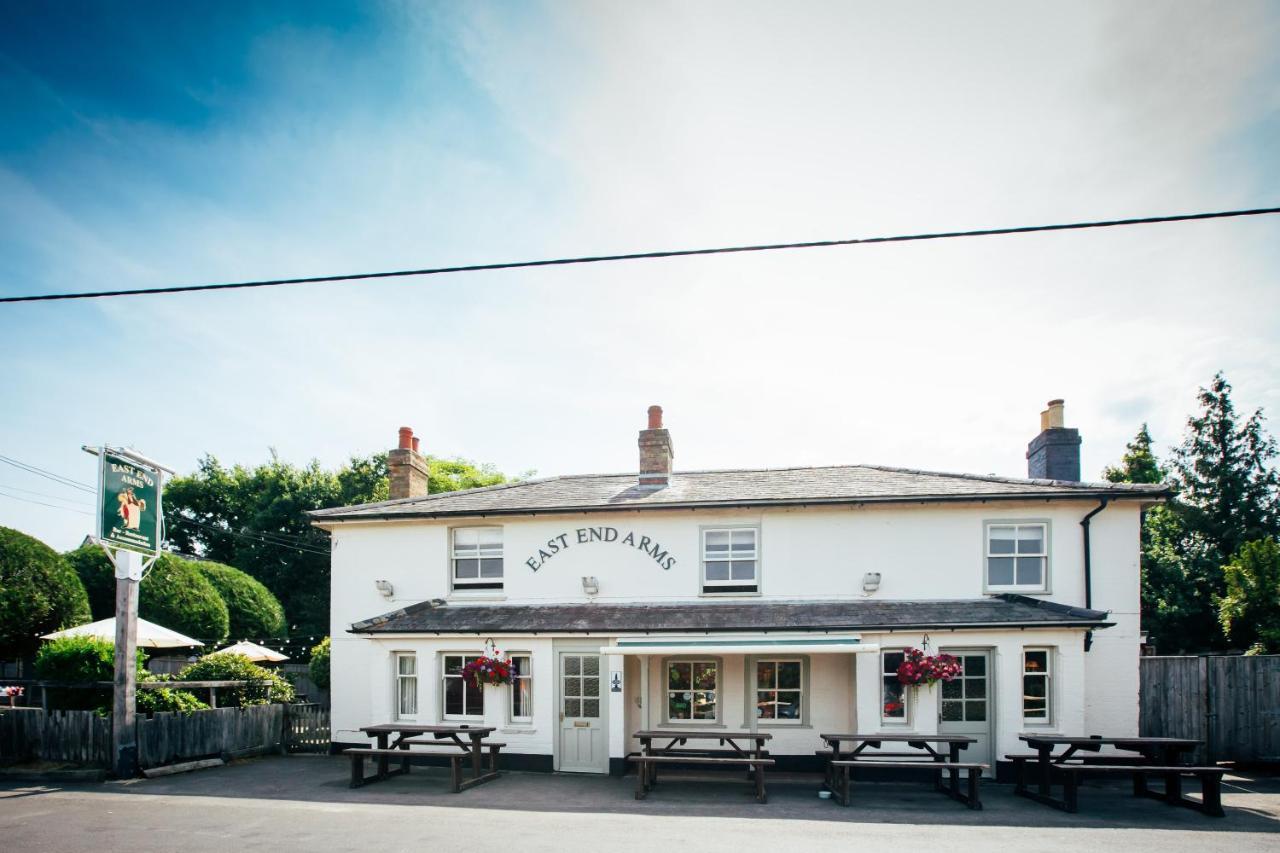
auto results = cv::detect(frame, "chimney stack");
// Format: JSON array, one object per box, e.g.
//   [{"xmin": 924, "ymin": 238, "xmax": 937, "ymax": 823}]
[
  {"xmin": 638, "ymin": 405, "xmax": 674, "ymax": 488},
  {"xmin": 1026, "ymin": 399, "xmax": 1081, "ymax": 481},
  {"xmin": 388, "ymin": 426, "xmax": 430, "ymax": 499}
]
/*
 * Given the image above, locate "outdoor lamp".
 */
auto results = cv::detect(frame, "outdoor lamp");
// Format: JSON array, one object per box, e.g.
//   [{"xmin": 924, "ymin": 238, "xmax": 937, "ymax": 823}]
[
  {"xmin": 862, "ymin": 572, "xmax": 881, "ymax": 593},
  {"xmin": 582, "ymin": 576, "xmax": 600, "ymax": 596},
  {"xmin": 374, "ymin": 579, "xmax": 394, "ymax": 598}
]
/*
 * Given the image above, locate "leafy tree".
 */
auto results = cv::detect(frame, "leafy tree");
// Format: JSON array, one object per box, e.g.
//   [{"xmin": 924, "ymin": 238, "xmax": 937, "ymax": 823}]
[
  {"xmin": 309, "ymin": 636, "xmax": 330, "ymax": 690},
  {"xmin": 1104, "ymin": 424, "xmax": 1166, "ymax": 484},
  {"xmin": 0, "ymin": 526, "xmax": 91, "ymax": 662},
  {"xmin": 1218, "ymin": 538, "xmax": 1280, "ymax": 654},
  {"xmin": 178, "ymin": 653, "xmax": 294, "ymax": 706},
  {"xmin": 162, "ymin": 450, "xmax": 511, "ymax": 636},
  {"xmin": 193, "ymin": 560, "xmax": 287, "ymax": 640},
  {"xmin": 33, "ymin": 636, "xmax": 207, "ymax": 713},
  {"xmin": 66, "ymin": 547, "xmax": 229, "ymax": 643}
]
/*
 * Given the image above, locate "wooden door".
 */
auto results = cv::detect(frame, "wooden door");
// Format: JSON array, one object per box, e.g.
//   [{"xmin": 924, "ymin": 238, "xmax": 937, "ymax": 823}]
[
  {"xmin": 938, "ymin": 650, "xmax": 993, "ymax": 767},
  {"xmin": 556, "ymin": 652, "xmax": 607, "ymax": 773}
]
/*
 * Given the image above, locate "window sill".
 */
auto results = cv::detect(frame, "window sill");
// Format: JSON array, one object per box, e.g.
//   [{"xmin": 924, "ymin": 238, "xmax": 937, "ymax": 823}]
[
  {"xmin": 984, "ymin": 587, "xmax": 1049, "ymax": 596},
  {"xmin": 500, "ymin": 726, "xmax": 536, "ymax": 734},
  {"xmin": 656, "ymin": 722, "xmax": 726, "ymax": 729},
  {"xmin": 743, "ymin": 721, "xmax": 810, "ymax": 730},
  {"xmin": 448, "ymin": 592, "xmax": 508, "ymax": 602},
  {"xmin": 698, "ymin": 591, "xmax": 762, "ymax": 598}
]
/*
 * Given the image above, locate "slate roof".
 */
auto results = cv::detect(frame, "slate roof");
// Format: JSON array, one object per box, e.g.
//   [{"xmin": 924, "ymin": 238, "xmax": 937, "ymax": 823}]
[
  {"xmin": 349, "ymin": 594, "xmax": 1112, "ymax": 634},
  {"xmin": 311, "ymin": 464, "xmax": 1168, "ymax": 522}
]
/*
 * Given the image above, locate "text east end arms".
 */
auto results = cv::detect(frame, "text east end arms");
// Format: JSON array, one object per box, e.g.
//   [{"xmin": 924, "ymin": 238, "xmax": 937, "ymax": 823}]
[{"xmin": 524, "ymin": 526, "xmax": 677, "ymax": 572}]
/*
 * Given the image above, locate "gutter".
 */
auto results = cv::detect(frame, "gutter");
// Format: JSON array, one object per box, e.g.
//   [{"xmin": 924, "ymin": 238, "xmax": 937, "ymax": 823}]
[{"xmin": 1079, "ymin": 498, "xmax": 1109, "ymax": 652}]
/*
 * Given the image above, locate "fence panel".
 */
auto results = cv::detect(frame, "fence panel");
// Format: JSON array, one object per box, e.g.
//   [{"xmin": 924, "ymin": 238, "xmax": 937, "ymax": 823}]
[
  {"xmin": 1208, "ymin": 655, "xmax": 1280, "ymax": 763},
  {"xmin": 1138, "ymin": 656, "xmax": 1208, "ymax": 762},
  {"xmin": 0, "ymin": 709, "xmax": 110, "ymax": 765},
  {"xmin": 136, "ymin": 704, "xmax": 284, "ymax": 768},
  {"xmin": 285, "ymin": 702, "xmax": 330, "ymax": 753}
]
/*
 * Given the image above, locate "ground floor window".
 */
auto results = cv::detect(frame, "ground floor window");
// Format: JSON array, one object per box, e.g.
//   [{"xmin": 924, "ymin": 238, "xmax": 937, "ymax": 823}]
[
  {"xmin": 882, "ymin": 650, "xmax": 907, "ymax": 721},
  {"xmin": 510, "ymin": 653, "xmax": 532, "ymax": 722},
  {"xmin": 442, "ymin": 653, "xmax": 484, "ymax": 719},
  {"xmin": 1023, "ymin": 648, "xmax": 1052, "ymax": 722},
  {"xmin": 666, "ymin": 659, "xmax": 718, "ymax": 722},
  {"xmin": 395, "ymin": 653, "xmax": 417, "ymax": 719},
  {"xmin": 754, "ymin": 659, "xmax": 803, "ymax": 722}
]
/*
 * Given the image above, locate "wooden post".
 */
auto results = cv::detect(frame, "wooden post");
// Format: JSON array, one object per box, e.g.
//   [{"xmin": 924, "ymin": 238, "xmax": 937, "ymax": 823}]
[{"xmin": 111, "ymin": 549, "xmax": 140, "ymax": 779}]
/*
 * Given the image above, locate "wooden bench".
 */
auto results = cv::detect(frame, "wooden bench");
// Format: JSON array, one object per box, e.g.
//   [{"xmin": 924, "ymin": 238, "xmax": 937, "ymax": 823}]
[
  {"xmin": 629, "ymin": 755, "xmax": 775, "ymax": 803},
  {"xmin": 345, "ymin": 742, "xmax": 506, "ymax": 793},
  {"xmin": 1049, "ymin": 763, "xmax": 1225, "ymax": 817},
  {"xmin": 829, "ymin": 759, "xmax": 987, "ymax": 809}
]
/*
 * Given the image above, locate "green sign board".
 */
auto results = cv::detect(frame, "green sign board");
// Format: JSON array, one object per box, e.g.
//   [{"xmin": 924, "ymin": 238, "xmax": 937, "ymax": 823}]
[{"xmin": 99, "ymin": 451, "xmax": 160, "ymax": 554}]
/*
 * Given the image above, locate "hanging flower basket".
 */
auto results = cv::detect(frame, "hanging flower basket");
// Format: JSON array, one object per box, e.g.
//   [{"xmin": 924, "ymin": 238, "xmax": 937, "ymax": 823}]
[
  {"xmin": 896, "ymin": 648, "xmax": 961, "ymax": 687},
  {"xmin": 461, "ymin": 653, "xmax": 514, "ymax": 688}
]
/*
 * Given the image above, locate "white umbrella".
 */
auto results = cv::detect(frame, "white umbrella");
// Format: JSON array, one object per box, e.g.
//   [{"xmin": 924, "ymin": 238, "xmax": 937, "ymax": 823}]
[
  {"xmin": 214, "ymin": 640, "xmax": 289, "ymax": 663},
  {"xmin": 42, "ymin": 617, "xmax": 204, "ymax": 649}
]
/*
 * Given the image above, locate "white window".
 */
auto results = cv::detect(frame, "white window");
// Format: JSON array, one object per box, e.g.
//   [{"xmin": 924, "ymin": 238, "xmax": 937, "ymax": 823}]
[
  {"xmin": 452, "ymin": 527, "xmax": 503, "ymax": 590},
  {"xmin": 510, "ymin": 654, "xmax": 532, "ymax": 723},
  {"xmin": 442, "ymin": 653, "xmax": 484, "ymax": 719},
  {"xmin": 666, "ymin": 659, "xmax": 719, "ymax": 722},
  {"xmin": 395, "ymin": 653, "xmax": 418, "ymax": 719},
  {"xmin": 881, "ymin": 650, "xmax": 908, "ymax": 723},
  {"xmin": 986, "ymin": 522, "xmax": 1048, "ymax": 591},
  {"xmin": 702, "ymin": 528, "xmax": 759, "ymax": 593},
  {"xmin": 754, "ymin": 659, "xmax": 803, "ymax": 723},
  {"xmin": 1023, "ymin": 648, "xmax": 1052, "ymax": 723}
]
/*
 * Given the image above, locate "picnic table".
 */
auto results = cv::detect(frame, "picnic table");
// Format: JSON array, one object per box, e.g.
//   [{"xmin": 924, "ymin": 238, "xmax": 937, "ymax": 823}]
[
  {"xmin": 345, "ymin": 723, "xmax": 503, "ymax": 793},
  {"xmin": 630, "ymin": 729, "xmax": 774, "ymax": 802},
  {"xmin": 818, "ymin": 733, "xmax": 985, "ymax": 809},
  {"xmin": 1013, "ymin": 735, "xmax": 1223, "ymax": 816}
]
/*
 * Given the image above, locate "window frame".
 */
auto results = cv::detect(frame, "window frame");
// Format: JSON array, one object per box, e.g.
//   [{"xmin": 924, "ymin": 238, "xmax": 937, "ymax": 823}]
[
  {"xmin": 1022, "ymin": 647, "xmax": 1054, "ymax": 726},
  {"xmin": 699, "ymin": 525, "xmax": 762, "ymax": 596},
  {"xmin": 394, "ymin": 652, "xmax": 418, "ymax": 721},
  {"xmin": 745, "ymin": 656, "xmax": 808, "ymax": 727},
  {"xmin": 450, "ymin": 526, "xmax": 505, "ymax": 592},
  {"xmin": 509, "ymin": 652, "xmax": 533, "ymax": 725},
  {"xmin": 880, "ymin": 649, "xmax": 910, "ymax": 725},
  {"xmin": 440, "ymin": 651, "xmax": 485, "ymax": 721},
  {"xmin": 661, "ymin": 656, "xmax": 723, "ymax": 725},
  {"xmin": 983, "ymin": 519, "xmax": 1051, "ymax": 594}
]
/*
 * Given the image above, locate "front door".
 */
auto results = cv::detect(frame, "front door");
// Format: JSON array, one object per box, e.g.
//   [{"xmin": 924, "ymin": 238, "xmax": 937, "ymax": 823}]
[
  {"xmin": 556, "ymin": 651, "xmax": 608, "ymax": 773},
  {"xmin": 938, "ymin": 649, "xmax": 994, "ymax": 767}
]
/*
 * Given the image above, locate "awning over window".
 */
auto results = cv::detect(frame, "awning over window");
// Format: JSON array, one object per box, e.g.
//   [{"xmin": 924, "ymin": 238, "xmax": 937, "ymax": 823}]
[{"xmin": 599, "ymin": 634, "xmax": 876, "ymax": 656}]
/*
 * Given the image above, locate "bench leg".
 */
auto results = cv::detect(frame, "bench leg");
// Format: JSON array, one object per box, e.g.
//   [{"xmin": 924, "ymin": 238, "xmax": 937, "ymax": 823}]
[
  {"xmin": 450, "ymin": 757, "xmax": 462, "ymax": 793},
  {"xmin": 635, "ymin": 764, "xmax": 648, "ymax": 800},
  {"xmin": 349, "ymin": 755, "xmax": 364, "ymax": 788},
  {"xmin": 488, "ymin": 745, "xmax": 501, "ymax": 774},
  {"xmin": 1133, "ymin": 769, "xmax": 1147, "ymax": 798},
  {"xmin": 967, "ymin": 768, "xmax": 982, "ymax": 810},
  {"xmin": 1012, "ymin": 759, "xmax": 1024, "ymax": 794},
  {"xmin": 839, "ymin": 764, "xmax": 852, "ymax": 807},
  {"xmin": 755, "ymin": 766, "xmax": 766, "ymax": 804},
  {"xmin": 1063, "ymin": 771, "xmax": 1079, "ymax": 814},
  {"xmin": 1201, "ymin": 773, "xmax": 1224, "ymax": 818}
]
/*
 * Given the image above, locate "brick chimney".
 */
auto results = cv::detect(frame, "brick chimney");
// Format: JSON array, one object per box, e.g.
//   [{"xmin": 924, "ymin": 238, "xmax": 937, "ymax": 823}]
[
  {"xmin": 638, "ymin": 405, "xmax": 674, "ymax": 488},
  {"xmin": 388, "ymin": 426, "xmax": 430, "ymax": 499},
  {"xmin": 1026, "ymin": 399, "xmax": 1081, "ymax": 481}
]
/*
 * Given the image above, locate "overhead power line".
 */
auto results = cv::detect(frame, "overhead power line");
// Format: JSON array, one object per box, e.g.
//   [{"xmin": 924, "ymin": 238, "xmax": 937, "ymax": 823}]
[
  {"xmin": 0, "ymin": 454, "xmax": 95, "ymax": 493},
  {"xmin": 1, "ymin": 206, "xmax": 1276, "ymax": 304},
  {"xmin": 0, "ymin": 489, "xmax": 94, "ymax": 516}
]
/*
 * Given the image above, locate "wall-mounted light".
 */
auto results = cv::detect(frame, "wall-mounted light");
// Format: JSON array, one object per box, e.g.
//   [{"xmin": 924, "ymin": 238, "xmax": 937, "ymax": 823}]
[
  {"xmin": 862, "ymin": 572, "xmax": 881, "ymax": 594},
  {"xmin": 375, "ymin": 579, "xmax": 394, "ymax": 598},
  {"xmin": 582, "ymin": 576, "xmax": 600, "ymax": 596}
]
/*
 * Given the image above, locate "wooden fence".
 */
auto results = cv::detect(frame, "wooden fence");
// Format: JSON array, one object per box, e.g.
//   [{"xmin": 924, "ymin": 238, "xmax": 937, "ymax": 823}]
[
  {"xmin": 0, "ymin": 702, "xmax": 329, "ymax": 768},
  {"xmin": 1140, "ymin": 654, "xmax": 1280, "ymax": 764}
]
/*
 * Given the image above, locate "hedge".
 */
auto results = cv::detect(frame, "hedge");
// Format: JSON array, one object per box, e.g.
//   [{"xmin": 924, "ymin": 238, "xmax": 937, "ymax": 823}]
[
  {"xmin": 178, "ymin": 653, "xmax": 294, "ymax": 706},
  {"xmin": 29, "ymin": 635, "xmax": 208, "ymax": 714},
  {"xmin": 309, "ymin": 637, "xmax": 330, "ymax": 690},
  {"xmin": 67, "ymin": 547, "xmax": 230, "ymax": 643},
  {"xmin": 193, "ymin": 560, "xmax": 286, "ymax": 640},
  {"xmin": 0, "ymin": 526, "xmax": 91, "ymax": 660}
]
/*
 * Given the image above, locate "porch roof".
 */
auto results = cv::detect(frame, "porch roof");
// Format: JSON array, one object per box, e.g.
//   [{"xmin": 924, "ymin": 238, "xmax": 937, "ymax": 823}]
[{"xmin": 349, "ymin": 593, "xmax": 1111, "ymax": 635}]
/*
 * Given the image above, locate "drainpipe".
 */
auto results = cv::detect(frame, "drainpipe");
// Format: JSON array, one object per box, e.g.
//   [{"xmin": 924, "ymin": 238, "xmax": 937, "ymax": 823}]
[{"xmin": 1079, "ymin": 498, "xmax": 1109, "ymax": 652}]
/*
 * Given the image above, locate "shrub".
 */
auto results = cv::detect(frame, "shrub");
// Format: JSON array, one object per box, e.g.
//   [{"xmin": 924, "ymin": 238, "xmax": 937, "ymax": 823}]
[
  {"xmin": 0, "ymin": 526, "xmax": 92, "ymax": 660},
  {"xmin": 66, "ymin": 547, "xmax": 229, "ymax": 644},
  {"xmin": 178, "ymin": 653, "xmax": 294, "ymax": 706},
  {"xmin": 309, "ymin": 637, "xmax": 330, "ymax": 690},
  {"xmin": 34, "ymin": 635, "xmax": 142, "ymax": 710},
  {"xmin": 193, "ymin": 560, "xmax": 286, "ymax": 640},
  {"xmin": 137, "ymin": 685, "xmax": 210, "ymax": 714}
]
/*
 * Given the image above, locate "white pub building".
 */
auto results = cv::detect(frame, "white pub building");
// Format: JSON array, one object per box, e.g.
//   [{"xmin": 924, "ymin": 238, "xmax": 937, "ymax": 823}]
[{"xmin": 313, "ymin": 403, "xmax": 1166, "ymax": 778}]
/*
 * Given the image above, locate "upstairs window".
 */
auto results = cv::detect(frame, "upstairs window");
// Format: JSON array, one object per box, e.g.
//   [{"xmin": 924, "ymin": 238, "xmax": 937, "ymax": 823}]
[
  {"xmin": 702, "ymin": 527, "xmax": 759, "ymax": 594},
  {"xmin": 985, "ymin": 522, "xmax": 1048, "ymax": 592},
  {"xmin": 452, "ymin": 526, "xmax": 503, "ymax": 591}
]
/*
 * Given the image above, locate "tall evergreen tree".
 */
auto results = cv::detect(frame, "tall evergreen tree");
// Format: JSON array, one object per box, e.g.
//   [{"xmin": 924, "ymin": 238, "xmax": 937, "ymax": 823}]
[{"xmin": 1103, "ymin": 424, "xmax": 1165, "ymax": 484}]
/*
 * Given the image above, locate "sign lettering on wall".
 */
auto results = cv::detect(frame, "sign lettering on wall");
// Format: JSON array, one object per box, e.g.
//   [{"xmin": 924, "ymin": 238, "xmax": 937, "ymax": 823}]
[{"xmin": 524, "ymin": 526, "xmax": 677, "ymax": 572}]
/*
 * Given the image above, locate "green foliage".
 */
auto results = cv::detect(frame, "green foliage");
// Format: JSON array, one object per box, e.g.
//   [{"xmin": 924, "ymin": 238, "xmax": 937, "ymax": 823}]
[
  {"xmin": 193, "ymin": 560, "xmax": 286, "ymax": 640},
  {"xmin": 309, "ymin": 636, "xmax": 331, "ymax": 690},
  {"xmin": 0, "ymin": 526, "xmax": 92, "ymax": 661},
  {"xmin": 178, "ymin": 652, "xmax": 295, "ymax": 706},
  {"xmin": 1218, "ymin": 538, "xmax": 1280, "ymax": 654},
  {"xmin": 137, "ymin": 685, "xmax": 210, "ymax": 714},
  {"xmin": 65, "ymin": 547, "xmax": 229, "ymax": 643},
  {"xmin": 33, "ymin": 635, "xmax": 143, "ymax": 710},
  {"xmin": 163, "ymin": 450, "xmax": 511, "ymax": 636},
  {"xmin": 1104, "ymin": 424, "xmax": 1166, "ymax": 485},
  {"xmin": 1107, "ymin": 374, "xmax": 1280, "ymax": 652}
]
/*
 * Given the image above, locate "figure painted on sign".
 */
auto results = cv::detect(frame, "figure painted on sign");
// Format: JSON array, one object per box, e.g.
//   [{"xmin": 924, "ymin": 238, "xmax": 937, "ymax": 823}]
[{"xmin": 117, "ymin": 487, "xmax": 146, "ymax": 530}]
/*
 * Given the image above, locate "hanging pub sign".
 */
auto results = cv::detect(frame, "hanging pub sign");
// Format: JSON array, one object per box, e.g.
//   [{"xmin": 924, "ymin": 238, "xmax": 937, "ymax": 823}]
[{"xmin": 97, "ymin": 449, "xmax": 161, "ymax": 554}]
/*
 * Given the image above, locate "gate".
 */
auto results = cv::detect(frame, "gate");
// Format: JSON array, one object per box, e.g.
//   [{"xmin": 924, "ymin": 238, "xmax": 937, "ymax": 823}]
[{"xmin": 285, "ymin": 702, "xmax": 330, "ymax": 754}]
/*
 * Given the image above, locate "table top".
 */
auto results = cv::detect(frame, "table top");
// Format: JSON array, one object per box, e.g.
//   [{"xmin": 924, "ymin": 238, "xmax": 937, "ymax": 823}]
[
  {"xmin": 361, "ymin": 723, "xmax": 496, "ymax": 736},
  {"xmin": 633, "ymin": 729, "xmax": 773, "ymax": 740},
  {"xmin": 820, "ymin": 733, "xmax": 977, "ymax": 744},
  {"xmin": 1019, "ymin": 735, "xmax": 1200, "ymax": 749}
]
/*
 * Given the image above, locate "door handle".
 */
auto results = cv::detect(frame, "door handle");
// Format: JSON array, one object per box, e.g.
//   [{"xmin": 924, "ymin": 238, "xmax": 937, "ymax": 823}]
[{"xmin": 559, "ymin": 712, "xmax": 564, "ymax": 722}]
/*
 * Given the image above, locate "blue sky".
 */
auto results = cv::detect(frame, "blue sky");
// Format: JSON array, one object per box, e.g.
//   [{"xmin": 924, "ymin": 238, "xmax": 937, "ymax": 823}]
[{"xmin": 3, "ymin": 1, "xmax": 1278, "ymax": 550}]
